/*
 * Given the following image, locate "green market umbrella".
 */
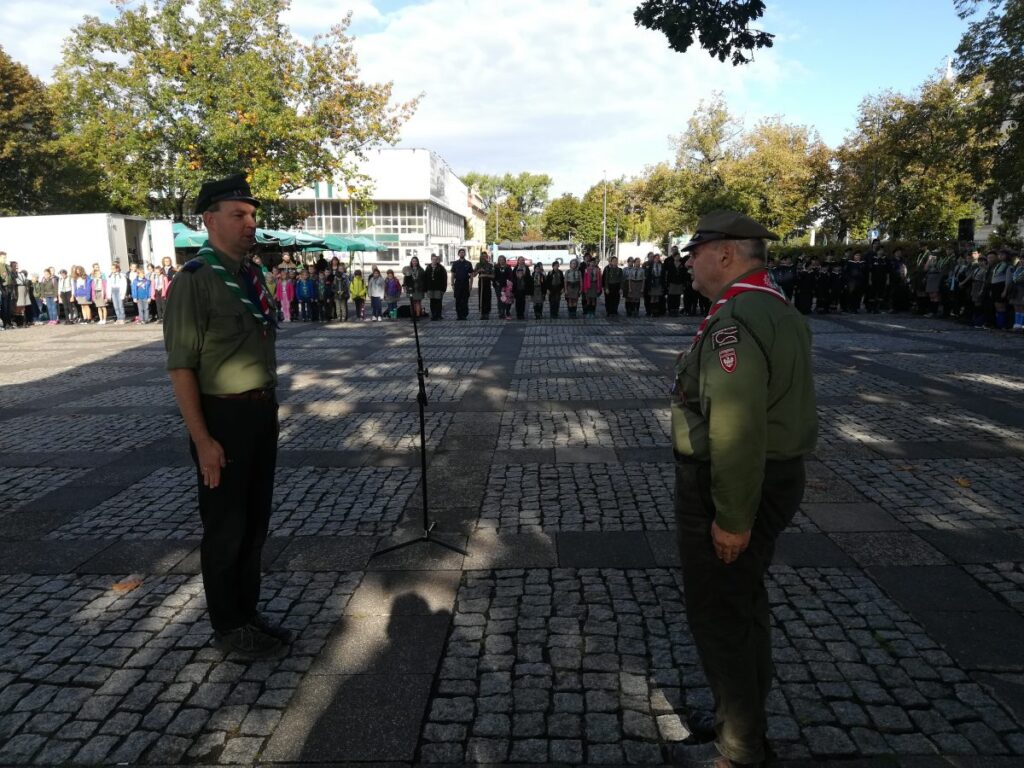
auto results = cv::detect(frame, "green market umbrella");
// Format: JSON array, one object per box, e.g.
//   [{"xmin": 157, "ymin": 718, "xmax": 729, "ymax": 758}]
[{"xmin": 172, "ymin": 222, "xmax": 207, "ymax": 248}]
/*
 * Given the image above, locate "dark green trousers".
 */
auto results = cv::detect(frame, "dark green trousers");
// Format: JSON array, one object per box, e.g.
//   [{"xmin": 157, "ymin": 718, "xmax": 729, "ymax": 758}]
[{"xmin": 675, "ymin": 456, "xmax": 805, "ymax": 764}]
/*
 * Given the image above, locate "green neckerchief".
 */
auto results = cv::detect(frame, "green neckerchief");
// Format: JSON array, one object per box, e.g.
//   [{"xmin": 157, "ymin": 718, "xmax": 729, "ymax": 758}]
[{"xmin": 199, "ymin": 245, "xmax": 276, "ymax": 328}]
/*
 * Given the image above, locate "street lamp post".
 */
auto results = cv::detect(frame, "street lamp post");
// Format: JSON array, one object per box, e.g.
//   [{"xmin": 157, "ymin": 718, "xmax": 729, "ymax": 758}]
[{"xmin": 601, "ymin": 170, "xmax": 607, "ymax": 261}]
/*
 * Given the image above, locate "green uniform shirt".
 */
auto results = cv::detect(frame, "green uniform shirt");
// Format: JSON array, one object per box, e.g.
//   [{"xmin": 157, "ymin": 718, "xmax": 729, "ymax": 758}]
[
  {"xmin": 163, "ymin": 252, "xmax": 277, "ymax": 395},
  {"xmin": 671, "ymin": 270, "xmax": 817, "ymax": 533}
]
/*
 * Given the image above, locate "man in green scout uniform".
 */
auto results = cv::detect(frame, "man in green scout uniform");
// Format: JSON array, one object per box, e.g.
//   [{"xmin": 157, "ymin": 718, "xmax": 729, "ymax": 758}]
[
  {"xmin": 164, "ymin": 173, "xmax": 287, "ymax": 658},
  {"xmin": 671, "ymin": 210, "xmax": 817, "ymax": 768}
]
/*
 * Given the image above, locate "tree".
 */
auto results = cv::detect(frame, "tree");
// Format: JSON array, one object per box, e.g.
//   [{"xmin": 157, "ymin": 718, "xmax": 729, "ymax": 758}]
[
  {"xmin": 51, "ymin": 0, "xmax": 417, "ymax": 220},
  {"xmin": 634, "ymin": 0, "xmax": 773, "ymax": 65},
  {"xmin": 824, "ymin": 76, "xmax": 996, "ymax": 241},
  {"xmin": 0, "ymin": 47, "xmax": 105, "ymax": 215},
  {"xmin": 540, "ymin": 194, "xmax": 581, "ymax": 240},
  {"xmin": 462, "ymin": 171, "xmax": 552, "ymax": 217},
  {"xmin": 484, "ymin": 195, "xmax": 527, "ymax": 244},
  {"xmin": 956, "ymin": 0, "xmax": 1024, "ymax": 232}
]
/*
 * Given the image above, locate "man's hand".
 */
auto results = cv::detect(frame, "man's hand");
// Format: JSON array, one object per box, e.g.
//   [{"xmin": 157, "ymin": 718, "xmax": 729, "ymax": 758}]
[
  {"xmin": 196, "ymin": 436, "xmax": 227, "ymax": 489},
  {"xmin": 711, "ymin": 521, "xmax": 751, "ymax": 564}
]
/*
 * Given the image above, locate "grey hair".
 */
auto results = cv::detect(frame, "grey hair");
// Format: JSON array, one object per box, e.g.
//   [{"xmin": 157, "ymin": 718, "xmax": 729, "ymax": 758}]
[{"xmin": 737, "ymin": 238, "xmax": 767, "ymax": 263}]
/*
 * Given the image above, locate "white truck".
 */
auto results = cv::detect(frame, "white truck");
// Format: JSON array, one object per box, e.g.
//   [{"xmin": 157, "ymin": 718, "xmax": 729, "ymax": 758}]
[{"xmin": 0, "ymin": 213, "xmax": 177, "ymax": 278}]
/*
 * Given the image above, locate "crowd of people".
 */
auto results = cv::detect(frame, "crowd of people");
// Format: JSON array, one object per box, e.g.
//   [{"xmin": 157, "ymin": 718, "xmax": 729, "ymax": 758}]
[
  {"xmin": 771, "ymin": 240, "xmax": 1024, "ymax": 330},
  {"xmin": 0, "ymin": 253, "xmax": 177, "ymax": 329},
  {"xmin": 3, "ymin": 240, "xmax": 1022, "ymax": 331}
]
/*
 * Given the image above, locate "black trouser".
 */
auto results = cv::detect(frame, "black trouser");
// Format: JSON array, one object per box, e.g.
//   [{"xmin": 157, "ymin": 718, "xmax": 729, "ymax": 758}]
[
  {"xmin": 684, "ymin": 288, "xmax": 699, "ymax": 316},
  {"xmin": 430, "ymin": 298, "xmax": 443, "ymax": 319},
  {"xmin": 454, "ymin": 284, "xmax": 470, "ymax": 319},
  {"xmin": 60, "ymin": 292, "xmax": 75, "ymax": 323},
  {"xmin": 643, "ymin": 294, "xmax": 651, "ymax": 315},
  {"xmin": 648, "ymin": 293, "xmax": 665, "ymax": 316},
  {"xmin": 549, "ymin": 291, "xmax": 561, "ymax": 318},
  {"xmin": 533, "ymin": 301, "xmax": 544, "ymax": 319},
  {"xmin": 479, "ymin": 280, "xmax": 492, "ymax": 318},
  {"xmin": 667, "ymin": 292, "xmax": 681, "ymax": 316},
  {"xmin": 605, "ymin": 285, "xmax": 621, "ymax": 315},
  {"xmin": 192, "ymin": 394, "xmax": 279, "ymax": 633},
  {"xmin": 0, "ymin": 291, "xmax": 11, "ymax": 328},
  {"xmin": 515, "ymin": 295, "xmax": 527, "ymax": 319},
  {"xmin": 675, "ymin": 455, "xmax": 805, "ymax": 765}
]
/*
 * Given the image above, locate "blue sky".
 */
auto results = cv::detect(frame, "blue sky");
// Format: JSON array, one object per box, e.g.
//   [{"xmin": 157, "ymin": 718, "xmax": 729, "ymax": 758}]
[{"xmin": 1, "ymin": 0, "xmax": 972, "ymax": 195}]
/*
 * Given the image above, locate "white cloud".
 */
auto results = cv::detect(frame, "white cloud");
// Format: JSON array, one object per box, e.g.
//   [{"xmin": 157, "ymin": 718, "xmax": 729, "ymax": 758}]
[
  {"xmin": 1, "ymin": 0, "xmax": 796, "ymax": 195},
  {"xmin": 352, "ymin": 0, "xmax": 793, "ymax": 194}
]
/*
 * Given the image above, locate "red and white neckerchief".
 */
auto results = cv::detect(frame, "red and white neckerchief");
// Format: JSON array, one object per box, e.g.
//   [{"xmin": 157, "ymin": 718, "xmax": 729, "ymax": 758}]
[{"xmin": 689, "ymin": 269, "xmax": 787, "ymax": 352}]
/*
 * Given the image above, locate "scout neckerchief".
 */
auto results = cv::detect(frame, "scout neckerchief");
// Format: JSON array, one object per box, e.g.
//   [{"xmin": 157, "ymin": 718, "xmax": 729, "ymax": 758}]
[
  {"xmin": 200, "ymin": 245, "xmax": 278, "ymax": 330},
  {"xmin": 690, "ymin": 268, "xmax": 787, "ymax": 352}
]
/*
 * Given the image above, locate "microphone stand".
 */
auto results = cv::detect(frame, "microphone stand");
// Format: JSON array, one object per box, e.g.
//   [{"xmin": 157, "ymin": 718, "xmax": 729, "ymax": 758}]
[{"xmin": 371, "ymin": 293, "xmax": 468, "ymax": 559}]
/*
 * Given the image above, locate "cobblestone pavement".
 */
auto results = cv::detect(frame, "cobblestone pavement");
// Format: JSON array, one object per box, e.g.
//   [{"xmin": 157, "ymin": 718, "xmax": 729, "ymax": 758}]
[
  {"xmin": 479, "ymin": 464, "xmax": 676, "ymax": 532},
  {"xmin": 1, "ymin": 311, "xmax": 1023, "ymax": 767}
]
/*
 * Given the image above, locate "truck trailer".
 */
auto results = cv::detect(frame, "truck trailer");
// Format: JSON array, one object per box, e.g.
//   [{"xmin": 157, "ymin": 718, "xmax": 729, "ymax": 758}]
[{"xmin": 0, "ymin": 213, "xmax": 176, "ymax": 278}]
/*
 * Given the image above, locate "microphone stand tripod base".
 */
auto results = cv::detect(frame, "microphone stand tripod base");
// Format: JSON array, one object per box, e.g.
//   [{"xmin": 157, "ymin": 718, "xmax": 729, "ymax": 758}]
[{"xmin": 370, "ymin": 295, "xmax": 469, "ymax": 561}]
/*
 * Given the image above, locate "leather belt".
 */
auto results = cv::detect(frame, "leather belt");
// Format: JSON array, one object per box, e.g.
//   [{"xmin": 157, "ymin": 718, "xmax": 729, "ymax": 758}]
[{"xmin": 211, "ymin": 388, "xmax": 275, "ymax": 401}]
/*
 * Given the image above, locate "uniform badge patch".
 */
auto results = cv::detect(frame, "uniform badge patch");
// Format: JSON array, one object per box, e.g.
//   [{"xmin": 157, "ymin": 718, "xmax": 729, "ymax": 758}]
[
  {"xmin": 719, "ymin": 348, "xmax": 737, "ymax": 373},
  {"xmin": 711, "ymin": 325, "xmax": 740, "ymax": 349}
]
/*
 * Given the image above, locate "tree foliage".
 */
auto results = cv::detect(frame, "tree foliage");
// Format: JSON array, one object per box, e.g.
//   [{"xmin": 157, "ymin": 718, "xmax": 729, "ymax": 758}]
[
  {"xmin": 540, "ymin": 193, "xmax": 581, "ymax": 240},
  {"xmin": 817, "ymin": 76, "xmax": 997, "ymax": 242},
  {"xmin": 634, "ymin": 0, "xmax": 773, "ymax": 65},
  {"xmin": 955, "ymin": 0, "xmax": 1024, "ymax": 231},
  {"xmin": 464, "ymin": 171, "xmax": 552, "ymax": 242},
  {"xmin": 51, "ymin": 0, "xmax": 417, "ymax": 220},
  {"xmin": 0, "ymin": 46, "xmax": 107, "ymax": 215}
]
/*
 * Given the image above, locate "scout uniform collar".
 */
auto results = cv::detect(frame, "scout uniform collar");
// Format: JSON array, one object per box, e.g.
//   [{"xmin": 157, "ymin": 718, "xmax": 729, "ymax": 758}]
[
  {"xmin": 691, "ymin": 267, "xmax": 786, "ymax": 350},
  {"xmin": 199, "ymin": 244, "xmax": 278, "ymax": 329}
]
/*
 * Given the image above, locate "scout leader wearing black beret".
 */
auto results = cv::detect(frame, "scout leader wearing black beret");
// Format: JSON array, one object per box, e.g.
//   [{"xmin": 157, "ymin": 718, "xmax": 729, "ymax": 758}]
[
  {"xmin": 671, "ymin": 210, "xmax": 817, "ymax": 768},
  {"xmin": 163, "ymin": 173, "xmax": 288, "ymax": 658}
]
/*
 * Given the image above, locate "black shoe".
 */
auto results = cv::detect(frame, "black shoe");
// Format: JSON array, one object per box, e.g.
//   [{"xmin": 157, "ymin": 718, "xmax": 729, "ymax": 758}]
[
  {"xmin": 250, "ymin": 614, "xmax": 293, "ymax": 644},
  {"xmin": 685, "ymin": 711, "xmax": 716, "ymax": 744},
  {"xmin": 669, "ymin": 741, "xmax": 761, "ymax": 767},
  {"xmin": 214, "ymin": 623, "xmax": 283, "ymax": 658}
]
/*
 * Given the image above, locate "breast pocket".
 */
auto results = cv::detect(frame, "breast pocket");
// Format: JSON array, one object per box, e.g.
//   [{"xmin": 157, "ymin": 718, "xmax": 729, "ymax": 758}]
[{"xmin": 207, "ymin": 311, "xmax": 243, "ymax": 340}]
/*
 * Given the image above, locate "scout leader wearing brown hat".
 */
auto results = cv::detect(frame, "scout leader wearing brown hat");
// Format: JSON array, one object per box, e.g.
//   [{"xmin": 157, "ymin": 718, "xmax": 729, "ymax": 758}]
[
  {"xmin": 671, "ymin": 210, "xmax": 817, "ymax": 768},
  {"xmin": 163, "ymin": 173, "xmax": 288, "ymax": 658}
]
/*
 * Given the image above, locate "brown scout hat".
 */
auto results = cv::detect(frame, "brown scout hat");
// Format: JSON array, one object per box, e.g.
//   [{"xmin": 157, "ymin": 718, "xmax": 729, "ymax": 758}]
[{"xmin": 681, "ymin": 210, "xmax": 779, "ymax": 252}]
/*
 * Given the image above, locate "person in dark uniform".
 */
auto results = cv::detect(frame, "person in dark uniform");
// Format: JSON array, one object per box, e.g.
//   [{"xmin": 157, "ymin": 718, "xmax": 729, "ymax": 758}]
[
  {"xmin": 425, "ymin": 253, "xmax": 447, "ymax": 320},
  {"xmin": 869, "ymin": 245, "xmax": 891, "ymax": 313},
  {"xmin": 644, "ymin": 252, "xmax": 667, "ymax": 316},
  {"xmin": 512, "ymin": 257, "xmax": 533, "ymax": 319},
  {"xmin": 493, "ymin": 255, "xmax": 511, "ymax": 313},
  {"xmin": 843, "ymin": 250, "xmax": 866, "ymax": 313},
  {"xmin": 666, "ymin": 246, "xmax": 686, "ymax": 316},
  {"xmin": 474, "ymin": 251, "xmax": 494, "ymax": 319},
  {"xmin": 671, "ymin": 210, "xmax": 817, "ymax": 768},
  {"xmin": 602, "ymin": 255, "xmax": 624, "ymax": 316},
  {"xmin": 450, "ymin": 248, "xmax": 473, "ymax": 320},
  {"xmin": 793, "ymin": 258, "xmax": 816, "ymax": 315},
  {"xmin": 770, "ymin": 254, "xmax": 796, "ymax": 301},
  {"xmin": 545, "ymin": 260, "xmax": 564, "ymax": 318},
  {"xmin": 163, "ymin": 173, "xmax": 286, "ymax": 657}
]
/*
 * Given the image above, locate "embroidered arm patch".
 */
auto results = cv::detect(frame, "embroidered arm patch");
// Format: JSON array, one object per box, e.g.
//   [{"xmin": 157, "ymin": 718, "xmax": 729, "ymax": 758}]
[{"xmin": 711, "ymin": 325, "xmax": 740, "ymax": 349}]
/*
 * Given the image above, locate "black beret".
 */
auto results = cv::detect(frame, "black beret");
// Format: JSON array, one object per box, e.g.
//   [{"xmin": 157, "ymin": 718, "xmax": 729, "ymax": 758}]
[
  {"xmin": 681, "ymin": 210, "xmax": 779, "ymax": 252},
  {"xmin": 194, "ymin": 173, "xmax": 260, "ymax": 214}
]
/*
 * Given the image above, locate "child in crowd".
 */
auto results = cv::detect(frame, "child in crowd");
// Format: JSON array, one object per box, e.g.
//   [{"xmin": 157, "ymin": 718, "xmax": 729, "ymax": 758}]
[
  {"xmin": 318, "ymin": 270, "xmax": 333, "ymax": 322},
  {"xmin": 296, "ymin": 269, "xmax": 314, "ymax": 321},
  {"xmin": 38, "ymin": 269, "xmax": 59, "ymax": 325},
  {"xmin": 90, "ymin": 266, "xmax": 108, "ymax": 324},
  {"xmin": 152, "ymin": 264, "xmax": 170, "ymax": 322},
  {"xmin": 73, "ymin": 266, "xmax": 91, "ymax": 323},
  {"xmin": 499, "ymin": 274, "xmax": 514, "ymax": 320},
  {"xmin": 276, "ymin": 269, "xmax": 295, "ymax": 322},
  {"xmin": 131, "ymin": 266, "xmax": 153, "ymax": 323},
  {"xmin": 349, "ymin": 269, "xmax": 367, "ymax": 320},
  {"xmin": 367, "ymin": 266, "xmax": 386, "ymax": 321},
  {"xmin": 58, "ymin": 269, "xmax": 75, "ymax": 324},
  {"xmin": 384, "ymin": 269, "xmax": 402, "ymax": 319}
]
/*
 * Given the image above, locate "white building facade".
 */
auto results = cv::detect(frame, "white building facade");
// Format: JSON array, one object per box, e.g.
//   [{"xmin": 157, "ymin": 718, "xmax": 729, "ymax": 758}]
[{"xmin": 283, "ymin": 148, "xmax": 484, "ymax": 266}]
